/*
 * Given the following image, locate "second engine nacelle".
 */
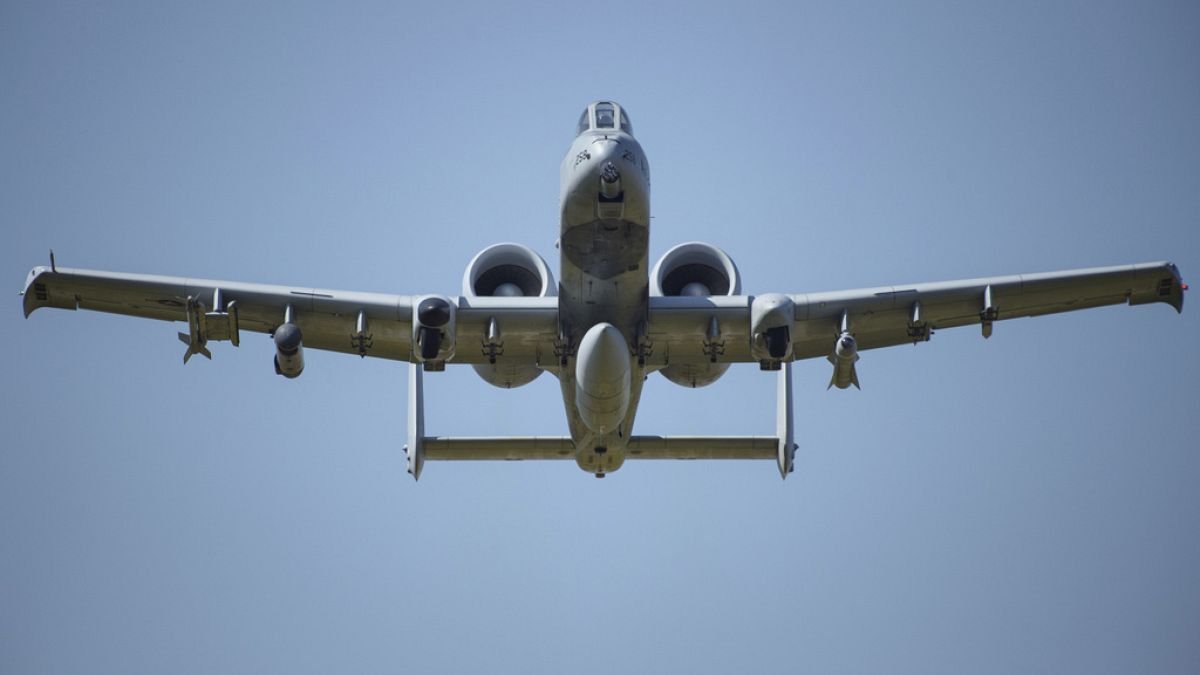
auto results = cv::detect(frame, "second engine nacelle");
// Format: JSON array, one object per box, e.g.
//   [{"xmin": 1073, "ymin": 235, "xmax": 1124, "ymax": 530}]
[
  {"xmin": 658, "ymin": 361, "xmax": 729, "ymax": 388},
  {"xmin": 463, "ymin": 243, "xmax": 554, "ymax": 387},
  {"xmin": 653, "ymin": 242, "xmax": 742, "ymax": 387},
  {"xmin": 650, "ymin": 242, "xmax": 742, "ymax": 298}
]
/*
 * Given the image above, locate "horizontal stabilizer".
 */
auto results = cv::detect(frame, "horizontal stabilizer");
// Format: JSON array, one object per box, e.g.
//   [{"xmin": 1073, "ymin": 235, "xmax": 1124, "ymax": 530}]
[{"xmin": 422, "ymin": 436, "xmax": 779, "ymax": 461}]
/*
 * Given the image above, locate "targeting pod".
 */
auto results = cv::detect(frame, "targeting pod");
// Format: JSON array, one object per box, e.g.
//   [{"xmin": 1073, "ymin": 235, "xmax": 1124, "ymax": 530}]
[{"xmin": 273, "ymin": 322, "xmax": 304, "ymax": 378}]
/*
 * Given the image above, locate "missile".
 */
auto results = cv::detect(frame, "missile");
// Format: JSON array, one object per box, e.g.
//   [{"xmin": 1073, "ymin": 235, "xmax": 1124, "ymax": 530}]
[{"xmin": 826, "ymin": 332, "xmax": 860, "ymax": 390}]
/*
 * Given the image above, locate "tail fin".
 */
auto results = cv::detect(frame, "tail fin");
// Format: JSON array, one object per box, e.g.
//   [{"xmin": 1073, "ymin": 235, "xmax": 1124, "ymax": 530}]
[{"xmin": 178, "ymin": 332, "xmax": 211, "ymax": 364}]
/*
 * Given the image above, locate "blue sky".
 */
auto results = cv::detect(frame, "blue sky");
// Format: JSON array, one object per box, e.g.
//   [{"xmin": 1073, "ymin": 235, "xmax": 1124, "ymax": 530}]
[{"xmin": 3, "ymin": 2, "xmax": 1198, "ymax": 672}]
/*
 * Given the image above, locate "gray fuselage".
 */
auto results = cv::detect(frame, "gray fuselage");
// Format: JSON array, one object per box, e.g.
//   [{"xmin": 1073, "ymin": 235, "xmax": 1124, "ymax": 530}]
[{"xmin": 557, "ymin": 101, "xmax": 651, "ymax": 475}]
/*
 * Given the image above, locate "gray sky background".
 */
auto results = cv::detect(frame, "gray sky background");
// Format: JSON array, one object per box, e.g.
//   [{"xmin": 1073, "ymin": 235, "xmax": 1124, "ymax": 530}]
[{"xmin": 3, "ymin": 2, "xmax": 1198, "ymax": 673}]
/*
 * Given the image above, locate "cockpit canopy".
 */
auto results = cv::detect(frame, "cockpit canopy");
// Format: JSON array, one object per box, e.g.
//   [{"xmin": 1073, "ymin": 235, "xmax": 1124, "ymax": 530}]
[{"xmin": 576, "ymin": 101, "xmax": 633, "ymax": 136}]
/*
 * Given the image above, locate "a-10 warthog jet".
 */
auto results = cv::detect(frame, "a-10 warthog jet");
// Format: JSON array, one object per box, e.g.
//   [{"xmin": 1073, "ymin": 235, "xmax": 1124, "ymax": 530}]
[{"xmin": 22, "ymin": 101, "xmax": 1186, "ymax": 479}]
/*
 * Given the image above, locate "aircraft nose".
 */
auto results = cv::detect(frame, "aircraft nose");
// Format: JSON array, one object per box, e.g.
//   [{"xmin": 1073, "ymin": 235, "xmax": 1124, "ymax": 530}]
[
  {"xmin": 588, "ymin": 137, "xmax": 620, "ymax": 163},
  {"xmin": 587, "ymin": 138, "xmax": 631, "ymax": 186},
  {"xmin": 560, "ymin": 133, "xmax": 648, "ymax": 229}
]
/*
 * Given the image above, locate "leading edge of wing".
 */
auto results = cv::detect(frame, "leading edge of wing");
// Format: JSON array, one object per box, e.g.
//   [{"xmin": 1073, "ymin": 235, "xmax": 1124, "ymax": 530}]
[{"xmin": 21, "ymin": 265, "xmax": 412, "ymax": 321}]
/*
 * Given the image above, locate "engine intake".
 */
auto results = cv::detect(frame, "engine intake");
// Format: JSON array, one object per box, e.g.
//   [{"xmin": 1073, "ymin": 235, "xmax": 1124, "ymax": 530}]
[
  {"xmin": 651, "ymin": 242, "xmax": 741, "ymax": 297},
  {"xmin": 463, "ymin": 243, "xmax": 556, "ymax": 298},
  {"xmin": 462, "ymin": 243, "xmax": 555, "ymax": 387}
]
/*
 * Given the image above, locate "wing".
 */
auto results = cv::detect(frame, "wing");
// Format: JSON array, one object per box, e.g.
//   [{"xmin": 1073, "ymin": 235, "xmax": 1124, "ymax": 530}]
[
  {"xmin": 646, "ymin": 261, "xmax": 1185, "ymax": 369},
  {"xmin": 23, "ymin": 260, "xmax": 1184, "ymax": 369},
  {"xmin": 21, "ymin": 265, "xmax": 559, "ymax": 367}
]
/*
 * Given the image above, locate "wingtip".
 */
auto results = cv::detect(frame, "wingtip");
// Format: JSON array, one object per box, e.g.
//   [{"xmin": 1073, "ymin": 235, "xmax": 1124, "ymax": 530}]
[
  {"xmin": 1168, "ymin": 262, "xmax": 1185, "ymax": 314},
  {"xmin": 404, "ymin": 445, "xmax": 422, "ymax": 482},
  {"xmin": 22, "ymin": 289, "xmax": 42, "ymax": 319},
  {"xmin": 21, "ymin": 265, "xmax": 65, "ymax": 319}
]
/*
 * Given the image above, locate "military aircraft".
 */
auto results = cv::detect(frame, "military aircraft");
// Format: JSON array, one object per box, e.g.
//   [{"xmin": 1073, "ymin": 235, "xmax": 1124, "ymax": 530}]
[{"xmin": 21, "ymin": 101, "xmax": 1187, "ymax": 479}]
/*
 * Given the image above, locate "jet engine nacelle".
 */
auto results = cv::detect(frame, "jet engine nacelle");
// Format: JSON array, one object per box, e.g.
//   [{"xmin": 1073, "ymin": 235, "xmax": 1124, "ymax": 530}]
[
  {"xmin": 650, "ymin": 242, "xmax": 742, "ymax": 298},
  {"xmin": 653, "ymin": 242, "xmax": 742, "ymax": 387},
  {"xmin": 462, "ymin": 242, "xmax": 556, "ymax": 299},
  {"xmin": 462, "ymin": 243, "xmax": 555, "ymax": 387},
  {"xmin": 273, "ymin": 322, "xmax": 304, "ymax": 378}
]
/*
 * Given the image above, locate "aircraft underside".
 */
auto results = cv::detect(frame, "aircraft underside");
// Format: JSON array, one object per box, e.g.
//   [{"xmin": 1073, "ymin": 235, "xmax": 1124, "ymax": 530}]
[
  {"xmin": 19, "ymin": 99, "xmax": 1186, "ymax": 481},
  {"xmin": 557, "ymin": 220, "xmax": 651, "ymax": 475}
]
